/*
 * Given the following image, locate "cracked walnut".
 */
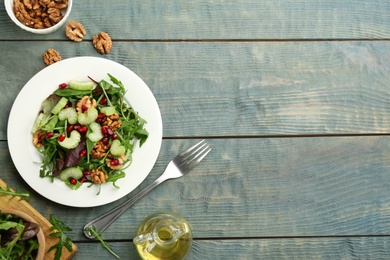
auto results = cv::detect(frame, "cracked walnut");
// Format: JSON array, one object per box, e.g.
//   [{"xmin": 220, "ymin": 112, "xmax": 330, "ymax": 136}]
[
  {"xmin": 91, "ymin": 141, "xmax": 110, "ymax": 159},
  {"xmin": 43, "ymin": 48, "xmax": 62, "ymax": 65},
  {"xmin": 93, "ymin": 32, "xmax": 113, "ymax": 54},
  {"xmin": 103, "ymin": 114, "xmax": 122, "ymax": 131},
  {"xmin": 13, "ymin": 0, "xmax": 68, "ymax": 29},
  {"xmin": 76, "ymin": 96, "xmax": 97, "ymax": 113},
  {"xmin": 90, "ymin": 169, "xmax": 108, "ymax": 184},
  {"xmin": 65, "ymin": 21, "xmax": 86, "ymax": 42}
]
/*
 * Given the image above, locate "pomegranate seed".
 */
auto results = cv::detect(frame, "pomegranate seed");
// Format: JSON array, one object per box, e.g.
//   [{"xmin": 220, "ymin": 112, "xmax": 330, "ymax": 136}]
[
  {"xmin": 112, "ymin": 134, "xmax": 118, "ymax": 140},
  {"xmin": 46, "ymin": 132, "xmax": 54, "ymax": 138},
  {"xmin": 74, "ymin": 125, "xmax": 80, "ymax": 131},
  {"xmin": 83, "ymin": 170, "xmax": 91, "ymax": 176},
  {"xmin": 102, "ymin": 137, "xmax": 109, "ymax": 145},
  {"xmin": 96, "ymin": 113, "xmax": 106, "ymax": 124},
  {"xmin": 101, "ymin": 126, "xmax": 107, "ymax": 135},
  {"xmin": 79, "ymin": 176, "xmax": 87, "ymax": 183},
  {"xmin": 59, "ymin": 83, "xmax": 68, "ymax": 89},
  {"xmin": 58, "ymin": 134, "xmax": 66, "ymax": 142},
  {"xmin": 110, "ymin": 159, "xmax": 119, "ymax": 166},
  {"xmin": 67, "ymin": 125, "xmax": 74, "ymax": 133},
  {"xmin": 106, "ymin": 128, "xmax": 114, "ymax": 136},
  {"xmin": 79, "ymin": 126, "xmax": 88, "ymax": 133},
  {"xmin": 69, "ymin": 178, "xmax": 77, "ymax": 185},
  {"xmin": 79, "ymin": 149, "xmax": 87, "ymax": 157},
  {"xmin": 99, "ymin": 97, "xmax": 107, "ymax": 105},
  {"xmin": 64, "ymin": 104, "xmax": 70, "ymax": 108},
  {"xmin": 82, "ymin": 105, "xmax": 88, "ymax": 111}
]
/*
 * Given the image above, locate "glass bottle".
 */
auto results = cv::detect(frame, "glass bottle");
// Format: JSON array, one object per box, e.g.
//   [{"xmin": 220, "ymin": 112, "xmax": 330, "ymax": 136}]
[{"xmin": 133, "ymin": 212, "xmax": 192, "ymax": 260}]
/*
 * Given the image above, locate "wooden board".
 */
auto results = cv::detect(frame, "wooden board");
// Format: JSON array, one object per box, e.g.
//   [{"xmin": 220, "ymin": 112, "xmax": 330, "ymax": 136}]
[{"xmin": 0, "ymin": 178, "xmax": 77, "ymax": 259}]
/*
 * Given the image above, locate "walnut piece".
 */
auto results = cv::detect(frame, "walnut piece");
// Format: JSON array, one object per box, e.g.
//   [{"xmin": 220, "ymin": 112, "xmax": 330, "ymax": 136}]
[
  {"xmin": 93, "ymin": 32, "xmax": 113, "ymax": 54},
  {"xmin": 91, "ymin": 141, "xmax": 110, "ymax": 159},
  {"xmin": 65, "ymin": 21, "xmax": 86, "ymax": 42},
  {"xmin": 13, "ymin": 0, "xmax": 68, "ymax": 29},
  {"xmin": 76, "ymin": 96, "xmax": 97, "ymax": 113},
  {"xmin": 47, "ymin": 7, "xmax": 62, "ymax": 24},
  {"xmin": 106, "ymin": 154, "xmax": 127, "ymax": 170},
  {"xmin": 43, "ymin": 48, "xmax": 61, "ymax": 65},
  {"xmin": 90, "ymin": 169, "xmax": 108, "ymax": 184},
  {"xmin": 103, "ymin": 114, "xmax": 122, "ymax": 131},
  {"xmin": 33, "ymin": 129, "xmax": 46, "ymax": 148}
]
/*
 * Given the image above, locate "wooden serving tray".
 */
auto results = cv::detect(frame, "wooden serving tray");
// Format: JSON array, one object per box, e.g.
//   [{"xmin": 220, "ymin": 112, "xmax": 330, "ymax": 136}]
[{"xmin": 0, "ymin": 178, "xmax": 77, "ymax": 259}]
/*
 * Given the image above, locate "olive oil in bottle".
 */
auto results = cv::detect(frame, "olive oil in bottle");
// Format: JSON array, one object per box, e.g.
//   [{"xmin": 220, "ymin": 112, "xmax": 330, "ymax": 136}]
[{"xmin": 134, "ymin": 212, "xmax": 192, "ymax": 260}]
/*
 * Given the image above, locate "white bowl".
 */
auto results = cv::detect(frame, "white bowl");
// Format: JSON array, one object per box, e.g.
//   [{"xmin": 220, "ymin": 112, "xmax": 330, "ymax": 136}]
[{"xmin": 4, "ymin": 0, "xmax": 72, "ymax": 34}]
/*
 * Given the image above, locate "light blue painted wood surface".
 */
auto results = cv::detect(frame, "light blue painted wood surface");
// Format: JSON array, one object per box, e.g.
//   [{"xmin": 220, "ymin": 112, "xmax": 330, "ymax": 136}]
[
  {"xmin": 0, "ymin": 0, "xmax": 389, "ymax": 259},
  {"xmin": 0, "ymin": 1, "xmax": 389, "ymax": 40},
  {"xmin": 1, "ymin": 41, "xmax": 390, "ymax": 139}
]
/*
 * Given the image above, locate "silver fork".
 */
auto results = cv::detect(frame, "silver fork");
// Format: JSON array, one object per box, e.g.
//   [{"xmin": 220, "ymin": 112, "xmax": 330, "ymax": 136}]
[{"xmin": 83, "ymin": 139, "xmax": 211, "ymax": 238}]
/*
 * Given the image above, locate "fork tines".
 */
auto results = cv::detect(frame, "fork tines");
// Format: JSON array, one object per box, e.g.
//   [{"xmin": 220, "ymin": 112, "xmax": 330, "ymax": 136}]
[{"xmin": 178, "ymin": 140, "xmax": 211, "ymax": 170}]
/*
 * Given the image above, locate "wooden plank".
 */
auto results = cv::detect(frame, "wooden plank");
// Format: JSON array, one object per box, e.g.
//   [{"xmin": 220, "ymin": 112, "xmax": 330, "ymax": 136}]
[
  {"xmin": 1, "ymin": 41, "xmax": 390, "ymax": 140},
  {"xmin": 0, "ymin": 179, "xmax": 77, "ymax": 259},
  {"xmin": 1, "ymin": 137, "xmax": 390, "ymax": 240},
  {"xmin": 73, "ymin": 237, "xmax": 390, "ymax": 259},
  {"xmin": 0, "ymin": 0, "xmax": 389, "ymax": 40}
]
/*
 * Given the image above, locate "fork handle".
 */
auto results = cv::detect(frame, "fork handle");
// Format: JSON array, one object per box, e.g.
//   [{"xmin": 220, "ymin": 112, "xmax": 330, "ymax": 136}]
[{"xmin": 83, "ymin": 174, "xmax": 168, "ymax": 238}]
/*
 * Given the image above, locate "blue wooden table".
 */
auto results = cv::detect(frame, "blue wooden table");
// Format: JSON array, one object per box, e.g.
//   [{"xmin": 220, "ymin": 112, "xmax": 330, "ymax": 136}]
[{"xmin": 1, "ymin": 1, "xmax": 390, "ymax": 259}]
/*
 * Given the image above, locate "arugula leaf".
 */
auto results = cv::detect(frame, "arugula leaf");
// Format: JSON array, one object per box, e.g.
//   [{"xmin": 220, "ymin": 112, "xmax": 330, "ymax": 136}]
[
  {"xmin": 0, "ymin": 184, "xmax": 30, "ymax": 201},
  {"xmin": 108, "ymin": 73, "xmax": 126, "ymax": 95},
  {"xmin": 48, "ymin": 214, "xmax": 74, "ymax": 260},
  {"xmin": 106, "ymin": 171, "xmax": 126, "ymax": 188},
  {"xmin": 84, "ymin": 226, "xmax": 120, "ymax": 259}
]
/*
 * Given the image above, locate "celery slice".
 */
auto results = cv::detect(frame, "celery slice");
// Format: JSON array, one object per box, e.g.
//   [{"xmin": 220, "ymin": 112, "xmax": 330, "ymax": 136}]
[
  {"xmin": 110, "ymin": 139, "xmax": 126, "ymax": 156},
  {"xmin": 88, "ymin": 122, "xmax": 103, "ymax": 142},
  {"xmin": 51, "ymin": 97, "xmax": 68, "ymax": 114},
  {"xmin": 59, "ymin": 167, "xmax": 83, "ymax": 181},
  {"xmin": 69, "ymin": 80, "xmax": 96, "ymax": 91},
  {"xmin": 58, "ymin": 130, "xmax": 81, "ymax": 149},
  {"xmin": 58, "ymin": 107, "xmax": 78, "ymax": 124},
  {"xmin": 78, "ymin": 107, "xmax": 98, "ymax": 125}
]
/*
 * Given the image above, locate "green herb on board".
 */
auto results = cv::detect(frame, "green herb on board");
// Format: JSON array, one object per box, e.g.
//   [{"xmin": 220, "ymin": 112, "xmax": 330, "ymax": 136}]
[{"xmin": 48, "ymin": 214, "xmax": 74, "ymax": 260}]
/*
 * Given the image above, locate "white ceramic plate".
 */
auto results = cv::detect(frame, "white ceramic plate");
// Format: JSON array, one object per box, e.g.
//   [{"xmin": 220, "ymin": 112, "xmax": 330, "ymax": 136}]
[{"xmin": 7, "ymin": 57, "xmax": 163, "ymax": 207}]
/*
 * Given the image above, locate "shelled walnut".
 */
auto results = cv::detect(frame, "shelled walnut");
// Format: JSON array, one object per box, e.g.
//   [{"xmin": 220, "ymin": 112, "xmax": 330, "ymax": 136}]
[
  {"xmin": 65, "ymin": 21, "xmax": 86, "ymax": 42},
  {"xmin": 43, "ymin": 48, "xmax": 61, "ymax": 65},
  {"xmin": 90, "ymin": 169, "xmax": 108, "ymax": 184},
  {"xmin": 106, "ymin": 154, "xmax": 127, "ymax": 170},
  {"xmin": 91, "ymin": 141, "xmax": 110, "ymax": 159},
  {"xmin": 103, "ymin": 114, "xmax": 122, "ymax": 131},
  {"xmin": 92, "ymin": 32, "xmax": 112, "ymax": 54},
  {"xmin": 76, "ymin": 96, "xmax": 97, "ymax": 113},
  {"xmin": 13, "ymin": 0, "xmax": 68, "ymax": 29},
  {"xmin": 33, "ymin": 129, "xmax": 46, "ymax": 148}
]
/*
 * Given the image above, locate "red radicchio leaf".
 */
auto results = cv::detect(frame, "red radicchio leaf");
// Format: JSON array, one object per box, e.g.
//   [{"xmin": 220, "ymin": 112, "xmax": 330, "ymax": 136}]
[
  {"xmin": 64, "ymin": 136, "xmax": 86, "ymax": 168},
  {"xmin": 53, "ymin": 158, "xmax": 65, "ymax": 177}
]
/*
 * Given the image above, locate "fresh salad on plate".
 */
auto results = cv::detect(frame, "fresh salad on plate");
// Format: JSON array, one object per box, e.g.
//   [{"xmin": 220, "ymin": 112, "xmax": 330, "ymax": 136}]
[{"xmin": 31, "ymin": 74, "xmax": 149, "ymax": 192}]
